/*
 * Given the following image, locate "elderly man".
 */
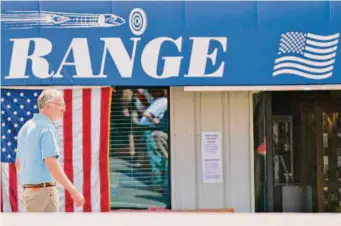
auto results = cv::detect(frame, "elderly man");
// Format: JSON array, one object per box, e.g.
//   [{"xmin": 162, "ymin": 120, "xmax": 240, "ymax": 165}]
[{"xmin": 15, "ymin": 89, "xmax": 84, "ymax": 212}]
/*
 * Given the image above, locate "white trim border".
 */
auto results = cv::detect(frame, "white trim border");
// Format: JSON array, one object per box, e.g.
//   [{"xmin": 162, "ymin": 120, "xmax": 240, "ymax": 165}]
[{"xmin": 184, "ymin": 85, "xmax": 341, "ymax": 92}]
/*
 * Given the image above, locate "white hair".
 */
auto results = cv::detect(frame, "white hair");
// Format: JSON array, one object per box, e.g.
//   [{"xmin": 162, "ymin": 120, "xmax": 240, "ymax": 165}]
[{"xmin": 37, "ymin": 89, "xmax": 64, "ymax": 110}]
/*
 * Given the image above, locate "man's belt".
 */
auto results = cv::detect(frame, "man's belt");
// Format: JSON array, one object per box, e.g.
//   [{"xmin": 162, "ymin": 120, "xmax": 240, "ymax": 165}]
[{"xmin": 23, "ymin": 182, "xmax": 56, "ymax": 189}]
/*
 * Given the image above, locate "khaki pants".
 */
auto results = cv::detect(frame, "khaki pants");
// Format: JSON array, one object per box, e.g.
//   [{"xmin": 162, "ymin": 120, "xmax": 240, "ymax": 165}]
[{"xmin": 23, "ymin": 186, "xmax": 59, "ymax": 212}]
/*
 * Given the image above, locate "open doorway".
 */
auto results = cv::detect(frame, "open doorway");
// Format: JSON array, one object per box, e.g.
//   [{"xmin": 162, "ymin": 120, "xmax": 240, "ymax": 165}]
[{"xmin": 254, "ymin": 90, "xmax": 341, "ymax": 212}]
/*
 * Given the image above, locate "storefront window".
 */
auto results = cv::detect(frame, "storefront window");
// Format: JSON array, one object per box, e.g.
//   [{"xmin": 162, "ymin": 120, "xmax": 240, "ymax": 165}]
[{"xmin": 109, "ymin": 87, "xmax": 170, "ymax": 209}]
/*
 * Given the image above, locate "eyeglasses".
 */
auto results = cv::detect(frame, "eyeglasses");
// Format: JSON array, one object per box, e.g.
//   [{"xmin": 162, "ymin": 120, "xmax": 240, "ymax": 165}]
[{"xmin": 48, "ymin": 102, "xmax": 66, "ymax": 110}]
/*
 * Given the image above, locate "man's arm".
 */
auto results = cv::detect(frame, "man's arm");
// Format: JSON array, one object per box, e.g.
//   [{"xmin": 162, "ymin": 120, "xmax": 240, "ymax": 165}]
[
  {"xmin": 143, "ymin": 111, "xmax": 160, "ymax": 124},
  {"xmin": 15, "ymin": 158, "xmax": 21, "ymax": 171},
  {"xmin": 15, "ymin": 129, "xmax": 22, "ymax": 171},
  {"xmin": 44, "ymin": 157, "xmax": 77, "ymax": 194},
  {"xmin": 41, "ymin": 127, "xmax": 84, "ymax": 206}
]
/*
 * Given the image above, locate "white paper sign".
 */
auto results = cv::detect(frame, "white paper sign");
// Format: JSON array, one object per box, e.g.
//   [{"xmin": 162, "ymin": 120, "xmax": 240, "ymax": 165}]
[{"xmin": 201, "ymin": 132, "xmax": 223, "ymax": 183}]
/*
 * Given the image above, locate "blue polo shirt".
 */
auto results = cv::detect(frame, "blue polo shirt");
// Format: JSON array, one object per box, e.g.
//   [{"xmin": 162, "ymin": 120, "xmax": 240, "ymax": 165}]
[{"xmin": 16, "ymin": 113, "xmax": 60, "ymax": 185}]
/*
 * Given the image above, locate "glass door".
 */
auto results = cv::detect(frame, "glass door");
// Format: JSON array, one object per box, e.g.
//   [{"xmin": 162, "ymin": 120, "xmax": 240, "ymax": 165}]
[
  {"xmin": 253, "ymin": 91, "xmax": 273, "ymax": 212},
  {"xmin": 316, "ymin": 102, "xmax": 341, "ymax": 212},
  {"xmin": 299, "ymin": 103, "xmax": 318, "ymax": 212}
]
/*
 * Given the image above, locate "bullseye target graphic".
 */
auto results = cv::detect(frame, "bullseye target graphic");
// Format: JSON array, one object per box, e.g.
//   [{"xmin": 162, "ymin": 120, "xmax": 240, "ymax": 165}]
[{"xmin": 129, "ymin": 8, "xmax": 147, "ymax": 36}]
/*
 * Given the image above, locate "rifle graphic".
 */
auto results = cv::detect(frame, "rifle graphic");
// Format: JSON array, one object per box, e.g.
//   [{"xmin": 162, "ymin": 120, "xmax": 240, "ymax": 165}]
[{"xmin": 1, "ymin": 10, "xmax": 125, "ymax": 29}]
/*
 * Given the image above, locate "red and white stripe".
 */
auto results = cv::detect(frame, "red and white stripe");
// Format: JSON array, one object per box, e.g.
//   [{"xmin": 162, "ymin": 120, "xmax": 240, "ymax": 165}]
[{"xmin": 1, "ymin": 87, "xmax": 112, "ymax": 212}]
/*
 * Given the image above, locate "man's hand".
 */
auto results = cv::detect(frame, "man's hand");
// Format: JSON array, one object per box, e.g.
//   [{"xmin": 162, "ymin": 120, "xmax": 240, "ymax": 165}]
[
  {"xmin": 143, "ymin": 111, "xmax": 160, "ymax": 124},
  {"xmin": 70, "ymin": 190, "xmax": 85, "ymax": 207},
  {"xmin": 152, "ymin": 118, "xmax": 160, "ymax": 124},
  {"xmin": 123, "ymin": 108, "xmax": 130, "ymax": 117}
]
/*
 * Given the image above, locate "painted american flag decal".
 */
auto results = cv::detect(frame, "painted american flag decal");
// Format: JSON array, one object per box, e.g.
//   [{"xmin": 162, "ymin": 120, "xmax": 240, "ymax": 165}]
[{"xmin": 273, "ymin": 32, "xmax": 340, "ymax": 80}]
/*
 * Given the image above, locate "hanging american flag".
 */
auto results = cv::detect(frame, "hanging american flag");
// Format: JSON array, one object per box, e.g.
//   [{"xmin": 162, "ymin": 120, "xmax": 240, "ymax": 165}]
[{"xmin": 1, "ymin": 87, "xmax": 112, "ymax": 212}]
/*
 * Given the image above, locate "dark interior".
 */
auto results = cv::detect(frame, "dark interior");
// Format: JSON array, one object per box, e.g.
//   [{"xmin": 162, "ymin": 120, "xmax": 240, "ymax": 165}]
[{"xmin": 271, "ymin": 90, "xmax": 341, "ymax": 212}]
